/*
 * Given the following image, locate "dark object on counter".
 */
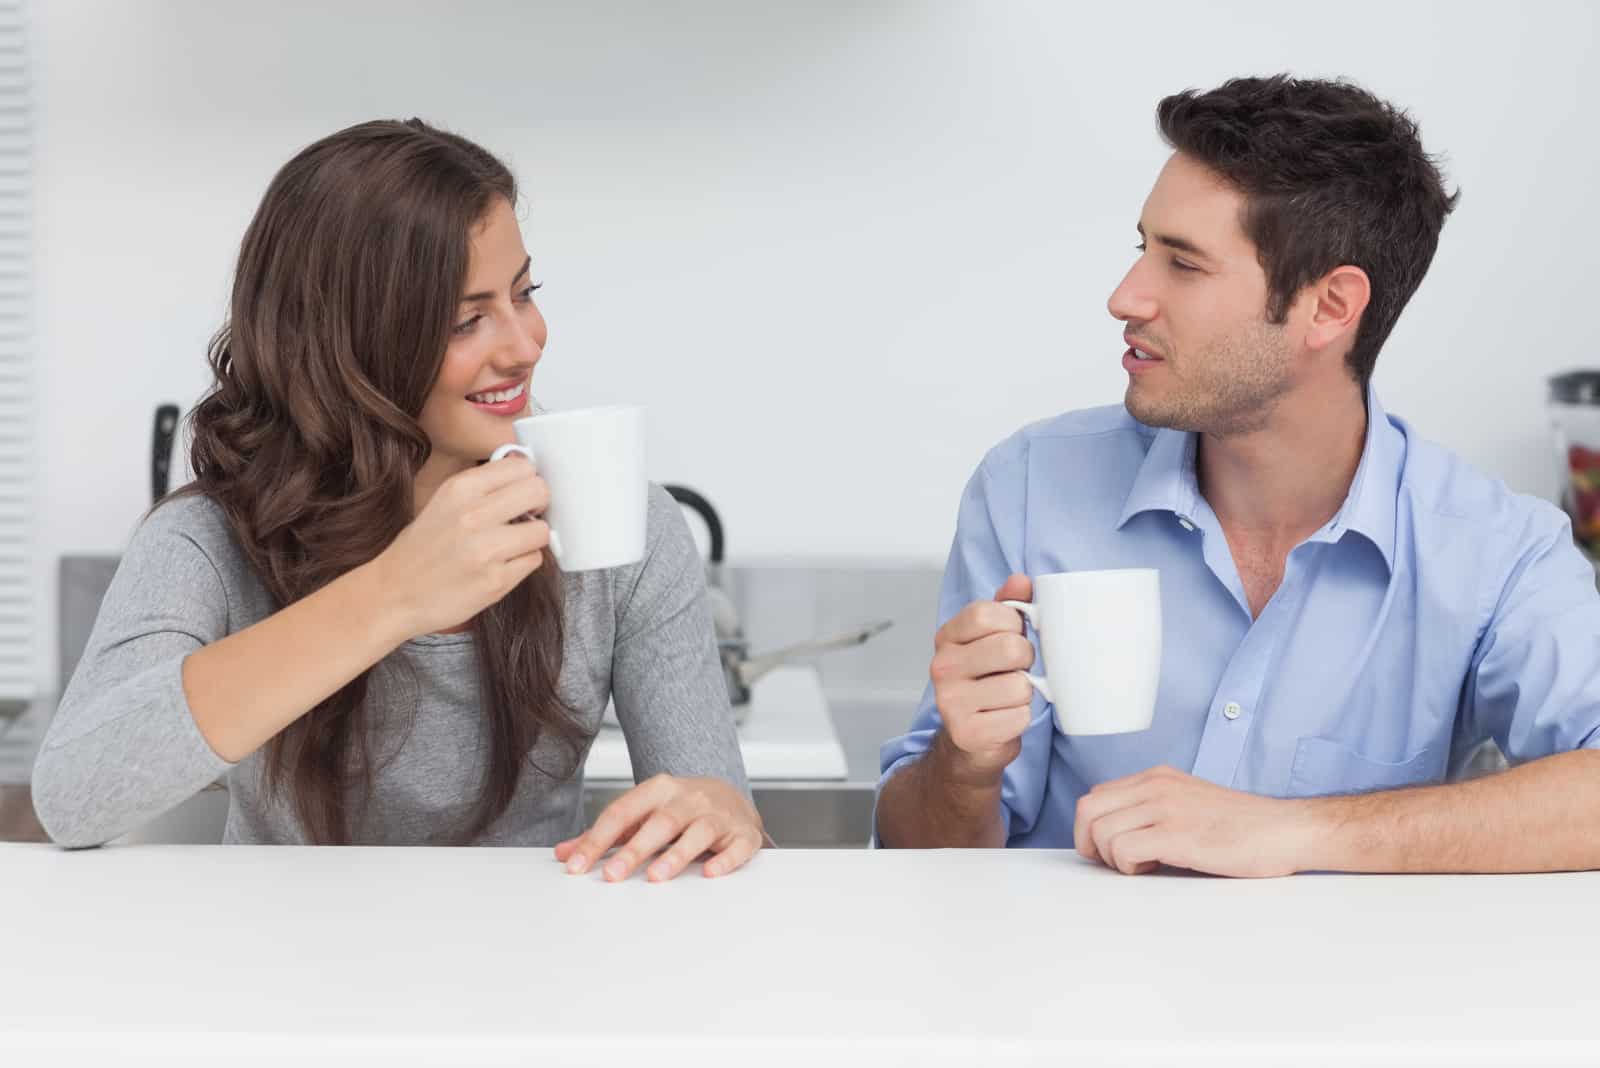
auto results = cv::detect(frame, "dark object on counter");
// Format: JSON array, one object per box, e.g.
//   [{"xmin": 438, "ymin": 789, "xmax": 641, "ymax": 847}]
[
  {"xmin": 1550, "ymin": 371, "xmax": 1600, "ymax": 406},
  {"xmin": 662, "ymin": 484, "xmax": 723, "ymax": 564},
  {"xmin": 663, "ymin": 484, "xmax": 744, "ymax": 699},
  {"xmin": 151, "ymin": 403, "xmax": 180, "ymax": 504}
]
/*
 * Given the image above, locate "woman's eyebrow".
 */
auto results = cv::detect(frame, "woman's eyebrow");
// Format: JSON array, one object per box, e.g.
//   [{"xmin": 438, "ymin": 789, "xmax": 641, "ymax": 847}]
[{"xmin": 461, "ymin": 256, "xmax": 532, "ymax": 302}]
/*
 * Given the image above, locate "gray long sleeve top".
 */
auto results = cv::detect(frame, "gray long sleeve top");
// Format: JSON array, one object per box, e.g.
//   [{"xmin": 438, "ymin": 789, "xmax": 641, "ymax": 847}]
[{"xmin": 31, "ymin": 485, "xmax": 749, "ymax": 847}]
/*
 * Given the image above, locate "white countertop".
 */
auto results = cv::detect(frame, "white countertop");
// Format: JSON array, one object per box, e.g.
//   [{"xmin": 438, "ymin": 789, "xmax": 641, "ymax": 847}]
[
  {"xmin": 586, "ymin": 665, "xmax": 847, "ymax": 781},
  {"xmin": 2, "ymin": 843, "xmax": 1597, "ymax": 1065}
]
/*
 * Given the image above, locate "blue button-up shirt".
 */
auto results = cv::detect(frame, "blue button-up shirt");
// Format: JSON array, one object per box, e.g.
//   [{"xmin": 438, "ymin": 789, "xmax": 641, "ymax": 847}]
[{"xmin": 879, "ymin": 390, "xmax": 1600, "ymax": 847}]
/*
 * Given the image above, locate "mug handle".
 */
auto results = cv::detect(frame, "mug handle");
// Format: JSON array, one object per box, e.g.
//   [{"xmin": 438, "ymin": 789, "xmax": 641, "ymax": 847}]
[
  {"xmin": 999, "ymin": 599, "xmax": 1054, "ymax": 714},
  {"xmin": 488, "ymin": 443, "xmax": 564, "ymax": 563}
]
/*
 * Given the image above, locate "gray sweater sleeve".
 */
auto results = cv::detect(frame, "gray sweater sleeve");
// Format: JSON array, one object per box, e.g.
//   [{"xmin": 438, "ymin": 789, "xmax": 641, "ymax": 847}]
[
  {"xmin": 32, "ymin": 487, "xmax": 749, "ymax": 847},
  {"xmin": 609, "ymin": 485, "xmax": 750, "ymax": 796},
  {"xmin": 32, "ymin": 498, "xmax": 237, "ymax": 848}
]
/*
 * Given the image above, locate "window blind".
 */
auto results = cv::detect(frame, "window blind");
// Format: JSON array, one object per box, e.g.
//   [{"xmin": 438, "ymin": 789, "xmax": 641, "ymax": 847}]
[{"xmin": 0, "ymin": 0, "xmax": 34, "ymax": 710}]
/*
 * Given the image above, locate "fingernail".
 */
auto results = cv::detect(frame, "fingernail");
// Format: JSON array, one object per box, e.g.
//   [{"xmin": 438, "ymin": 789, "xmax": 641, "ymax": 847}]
[
  {"xmin": 604, "ymin": 860, "xmax": 625, "ymax": 880},
  {"xmin": 648, "ymin": 863, "xmax": 667, "ymax": 881},
  {"xmin": 566, "ymin": 854, "xmax": 586, "ymax": 874}
]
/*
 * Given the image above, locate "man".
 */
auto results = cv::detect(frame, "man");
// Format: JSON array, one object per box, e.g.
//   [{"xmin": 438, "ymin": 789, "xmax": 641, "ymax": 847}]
[{"xmin": 875, "ymin": 75, "xmax": 1600, "ymax": 876}]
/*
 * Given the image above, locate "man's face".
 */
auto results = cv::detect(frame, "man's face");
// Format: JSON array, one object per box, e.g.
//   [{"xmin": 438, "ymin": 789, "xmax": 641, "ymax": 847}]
[{"xmin": 1108, "ymin": 152, "xmax": 1297, "ymax": 436}]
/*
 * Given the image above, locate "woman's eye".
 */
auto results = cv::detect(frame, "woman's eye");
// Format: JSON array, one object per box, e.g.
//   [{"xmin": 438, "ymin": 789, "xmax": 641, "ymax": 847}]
[
  {"xmin": 515, "ymin": 283, "xmax": 543, "ymax": 302},
  {"xmin": 452, "ymin": 314, "xmax": 483, "ymax": 336}
]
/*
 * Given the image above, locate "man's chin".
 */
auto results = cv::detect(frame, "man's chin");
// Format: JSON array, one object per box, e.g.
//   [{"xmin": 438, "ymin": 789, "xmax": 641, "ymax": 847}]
[{"xmin": 1125, "ymin": 386, "xmax": 1184, "ymax": 431}]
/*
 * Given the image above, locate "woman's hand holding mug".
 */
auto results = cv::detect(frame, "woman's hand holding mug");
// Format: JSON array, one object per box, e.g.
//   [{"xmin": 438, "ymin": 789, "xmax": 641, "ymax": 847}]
[{"xmin": 374, "ymin": 455, "xmax": 553, "ymax": 638}]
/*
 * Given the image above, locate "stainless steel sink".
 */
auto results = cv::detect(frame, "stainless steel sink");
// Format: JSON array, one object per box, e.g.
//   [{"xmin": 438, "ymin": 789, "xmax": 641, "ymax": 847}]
[{"xmin": 583, "ymin": 691, "xmax": 917, "ymax": 849}]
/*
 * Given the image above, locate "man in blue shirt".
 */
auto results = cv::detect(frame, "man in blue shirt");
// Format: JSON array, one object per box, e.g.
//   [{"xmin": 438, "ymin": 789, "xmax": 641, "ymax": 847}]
[{"xmin": 876, "ymin": 75, "xmax": 1600, "ymax": 875}]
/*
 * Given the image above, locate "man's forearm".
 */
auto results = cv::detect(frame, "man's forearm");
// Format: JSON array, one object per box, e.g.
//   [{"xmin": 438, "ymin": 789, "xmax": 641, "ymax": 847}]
[
  {"xmin": 876, "ymin": 731, "xmax": 1008, "ymax": 848},
  {"xmin": 1304, "ymin": 749, "xmax": 1600, "ymax": 873}
]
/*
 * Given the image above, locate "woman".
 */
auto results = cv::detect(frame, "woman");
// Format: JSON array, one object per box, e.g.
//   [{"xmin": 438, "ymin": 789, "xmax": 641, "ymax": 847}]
[{"xmin": 31, "ymin": 119, "xmax": 762, "ymax": 881}]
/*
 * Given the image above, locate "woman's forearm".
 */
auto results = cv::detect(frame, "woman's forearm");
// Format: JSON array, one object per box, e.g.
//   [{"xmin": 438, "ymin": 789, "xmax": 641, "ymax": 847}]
[{"xmin": 183, "ymin": 558, "xmax": 412, "ymax": 762}]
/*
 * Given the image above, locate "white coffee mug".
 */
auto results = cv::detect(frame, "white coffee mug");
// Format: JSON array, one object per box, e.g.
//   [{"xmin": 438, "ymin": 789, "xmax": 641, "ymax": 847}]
[
  {"xmin": 1002, "ymin": 568, "xmax": 1162, "ymax": 736},
  {"xmin": 489, "ymin": 404, "xmax": 647, "ymax": 572}
]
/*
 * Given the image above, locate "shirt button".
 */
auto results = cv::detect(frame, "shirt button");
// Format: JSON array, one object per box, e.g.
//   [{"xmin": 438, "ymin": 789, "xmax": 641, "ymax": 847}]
[
  {"xmin": 1178, "ymin": 517, "xmax": 1196, "ymax": 531},
  {"xmin": 1222, "ymin": 701, "xmax": 1242, "ymax": 720}
]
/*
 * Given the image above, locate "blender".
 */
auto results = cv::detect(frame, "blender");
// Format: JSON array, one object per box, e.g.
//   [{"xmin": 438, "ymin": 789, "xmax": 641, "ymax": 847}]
[{"xmin": 1548, "ymin": 370, "xmax": 1600, "ymax": 556}]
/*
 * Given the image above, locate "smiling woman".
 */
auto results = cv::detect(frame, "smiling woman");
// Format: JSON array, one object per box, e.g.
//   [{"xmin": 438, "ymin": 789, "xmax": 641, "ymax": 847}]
[
  {"xmin": 29, "ymin": 120, "xmax": 762, "ymax": 879},
  {"xmin": 415, "ymin": 203, "xmax": 545, "ymax": 504}
]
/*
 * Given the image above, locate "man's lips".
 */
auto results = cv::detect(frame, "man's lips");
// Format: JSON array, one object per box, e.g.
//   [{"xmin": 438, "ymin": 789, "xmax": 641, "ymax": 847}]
[{"xmin": 1123, "ymin": 333, "xmax": 1165, "ymax": 360}]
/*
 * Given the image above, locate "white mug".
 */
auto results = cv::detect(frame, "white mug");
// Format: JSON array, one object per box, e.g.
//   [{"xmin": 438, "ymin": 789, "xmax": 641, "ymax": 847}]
[
  {"xmin": 489, "ymin": 404, "xmax": 647, "ymax": 572},
  {"xmin": 1002, "ymin": 568, "xmax": 1161, "ymax": 736}
]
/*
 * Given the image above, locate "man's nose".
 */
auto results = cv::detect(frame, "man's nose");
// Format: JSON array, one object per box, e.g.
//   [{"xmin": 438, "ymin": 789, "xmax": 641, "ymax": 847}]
[{"xmin": 1107, "ymin": 263, "xmax": 1158, "ymax": 324}]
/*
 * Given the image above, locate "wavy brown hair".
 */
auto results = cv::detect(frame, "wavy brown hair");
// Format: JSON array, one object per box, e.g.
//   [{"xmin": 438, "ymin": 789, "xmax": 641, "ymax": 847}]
[{"xmin": 183, "ymin": 119, "xmax": 583, "ymax": 844}]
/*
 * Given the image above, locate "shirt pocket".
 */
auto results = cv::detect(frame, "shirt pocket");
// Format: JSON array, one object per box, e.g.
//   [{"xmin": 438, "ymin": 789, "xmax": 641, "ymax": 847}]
[{"xmin": 1288, "ymin": 735, "xmax": 1443, "ymax": 798}]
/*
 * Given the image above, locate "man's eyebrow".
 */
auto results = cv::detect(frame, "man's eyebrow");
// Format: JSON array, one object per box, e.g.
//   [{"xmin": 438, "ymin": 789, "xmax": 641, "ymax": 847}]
[
  {"xmin": 1136, "ymin": 222, "xmax": 1212, "ymax": 261},
  {"xmin": 460, "ymin": 256, "xmax": 532, "ymax": 303}
]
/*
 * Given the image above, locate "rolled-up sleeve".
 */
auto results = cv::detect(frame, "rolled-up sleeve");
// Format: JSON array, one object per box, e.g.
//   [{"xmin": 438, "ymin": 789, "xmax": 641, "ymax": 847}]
[
  {"xmin": 875, "ymin": 442, "xmax": 1054, "ymax": 843},
  {"xmin": 1463, "ymin": 505, "xmax": 1600, "ymax": 762}
]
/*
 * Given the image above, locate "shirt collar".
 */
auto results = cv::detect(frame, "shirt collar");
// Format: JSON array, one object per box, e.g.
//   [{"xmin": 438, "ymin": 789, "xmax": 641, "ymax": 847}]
[
  {"xmin": 1323, "ymin": 383, "xmax": 1402, "ymax": 572},
  {"xmin": 1115, "ymin": 424, "xmax": 1201, "ymax": 530},
  {"xmin": 1115, "ymin": 383, "xmax": 1402, "ymax": 573}
]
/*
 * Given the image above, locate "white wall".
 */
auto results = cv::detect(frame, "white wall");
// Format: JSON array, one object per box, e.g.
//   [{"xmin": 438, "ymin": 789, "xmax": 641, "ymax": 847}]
[{"xmin": 30, "ymin": 0, "xmax": 1600, "ymax": 691}]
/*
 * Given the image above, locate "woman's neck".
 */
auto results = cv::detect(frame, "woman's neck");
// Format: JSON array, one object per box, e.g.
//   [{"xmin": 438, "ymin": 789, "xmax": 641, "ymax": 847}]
[{"xmin": 411, "ymin": 452, "xmax": 473, "ymax": 518}]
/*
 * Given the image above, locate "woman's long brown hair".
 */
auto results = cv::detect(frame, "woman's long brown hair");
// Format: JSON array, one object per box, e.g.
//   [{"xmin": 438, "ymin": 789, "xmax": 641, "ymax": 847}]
[{"xmin": 183, "ymin": 119, "xmax": 583, "ymax": 844}]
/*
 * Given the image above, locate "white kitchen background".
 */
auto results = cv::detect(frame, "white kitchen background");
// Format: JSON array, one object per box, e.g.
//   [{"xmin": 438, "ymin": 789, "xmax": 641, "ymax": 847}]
[{"xmin": 26, "ymin": 0, "xmax": 1600, "ymax": 697}]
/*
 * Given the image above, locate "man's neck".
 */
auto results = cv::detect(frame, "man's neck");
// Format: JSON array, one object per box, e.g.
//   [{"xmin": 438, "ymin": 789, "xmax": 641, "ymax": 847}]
[{"xmin": 1197, "ymin": 380, "xmax": 1369, "ymax": 543}]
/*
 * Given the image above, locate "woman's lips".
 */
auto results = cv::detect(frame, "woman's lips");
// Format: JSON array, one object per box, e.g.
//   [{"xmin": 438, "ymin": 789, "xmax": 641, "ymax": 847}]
[{"xmin": 467, "ymin": 381, "xmax": 530, "ymax": 416}]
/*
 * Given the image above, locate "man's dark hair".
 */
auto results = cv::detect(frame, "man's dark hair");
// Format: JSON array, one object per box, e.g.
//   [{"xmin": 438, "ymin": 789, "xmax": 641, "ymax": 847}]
[{"xmin": 1157, "ymin": 75, "xmax": 1459, "ymax": 385}]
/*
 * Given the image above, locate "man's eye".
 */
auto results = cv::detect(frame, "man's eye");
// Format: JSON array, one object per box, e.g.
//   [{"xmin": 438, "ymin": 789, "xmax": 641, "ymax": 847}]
[
  {"xmin": 452, "ymin": 314, "xmax": 483, "ymax": 336},
  {"xmin": 1171, "ymin": 259, "xmax": 1198, "ymax": 272}
]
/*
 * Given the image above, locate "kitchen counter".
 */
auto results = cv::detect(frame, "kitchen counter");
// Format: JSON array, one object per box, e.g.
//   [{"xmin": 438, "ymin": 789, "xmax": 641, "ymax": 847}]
[
  {"xmin": 2, "ymin": 842, "xmax": 1596, "ymax": 1065},
  {"xmin": 0, "ymin": 683, "xmax": 913, "ymax": 847}
]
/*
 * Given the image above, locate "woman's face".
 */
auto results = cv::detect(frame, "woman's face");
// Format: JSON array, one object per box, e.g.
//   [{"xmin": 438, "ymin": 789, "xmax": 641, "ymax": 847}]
[{"xmin": 415, "ymin": 196, "xmax": 546, "ymax": 492}]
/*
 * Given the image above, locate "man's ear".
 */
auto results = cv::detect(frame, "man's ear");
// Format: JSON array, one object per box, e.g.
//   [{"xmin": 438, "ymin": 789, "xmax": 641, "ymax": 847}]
[{"xmin": 1305, "ymin": 265, "xmax": 1371, "ymax": 355}]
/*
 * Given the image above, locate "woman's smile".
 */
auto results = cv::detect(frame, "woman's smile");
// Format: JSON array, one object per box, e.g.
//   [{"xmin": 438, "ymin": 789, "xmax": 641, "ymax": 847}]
[{"xmin": 465, "ymin": 377, "xmax": 530, "ymax": 417}]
